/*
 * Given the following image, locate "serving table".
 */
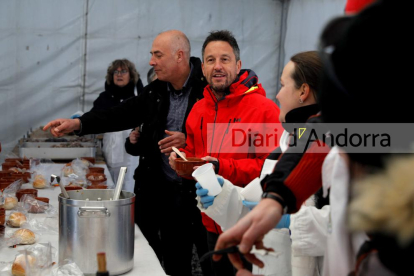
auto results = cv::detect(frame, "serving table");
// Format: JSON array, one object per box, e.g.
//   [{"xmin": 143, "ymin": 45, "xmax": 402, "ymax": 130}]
[{"xmin": 0, "ymin": 163, "xmax": 166, "ymax": 276}]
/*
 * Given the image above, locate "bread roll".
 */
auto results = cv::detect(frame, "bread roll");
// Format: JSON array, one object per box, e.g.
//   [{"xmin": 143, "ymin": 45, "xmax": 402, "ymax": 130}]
[
  {"xmin": 33, "ymin": 175, "xmax": 46, "ymax": 189},
  {"xmin": 11, "ymin": 254, "xmax": 36, "ymax": 276},
  {"xmin": 4, "ymin": 197, "xmax": 18, "ymax": 210},
  {"xmin": 12, "ymin": 229, "xmax": 35, "ymax": 245},
  {"xmin": 80, "ymin": 159, "xmax": 91, "ymax": 167},
  {"xmin": 62, "ymin": 166, "xmax": 74, "ymax": 177},
  {"xmin": 7, "ymin": 212, "xmax": 27, "ymax": 227}
]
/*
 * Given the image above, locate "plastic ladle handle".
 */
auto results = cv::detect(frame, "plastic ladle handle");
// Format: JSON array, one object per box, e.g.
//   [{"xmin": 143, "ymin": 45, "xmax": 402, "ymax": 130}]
[
  {"xmin": 59, "ymin": 181, "xmax": 70, "ymax": 199},
  {"xmin": 113, "ymin": 167, "xmax": 127, "ymax": 201}
]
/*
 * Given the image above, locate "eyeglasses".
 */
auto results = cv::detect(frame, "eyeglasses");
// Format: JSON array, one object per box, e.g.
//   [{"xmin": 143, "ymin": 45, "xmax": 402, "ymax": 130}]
[
  {"xmin": 113, "ymin": 70, "xmax": 129, "ymax": 76},
  {"xmin": 318, "ymin": 15, "xmax": 353, "ymax": 96}
]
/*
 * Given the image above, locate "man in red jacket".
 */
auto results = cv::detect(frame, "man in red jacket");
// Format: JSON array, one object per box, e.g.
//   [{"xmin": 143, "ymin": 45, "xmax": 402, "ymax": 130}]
[{"xmin": 170, "ymin": 30, "xmax": 280, "ymax": 275}]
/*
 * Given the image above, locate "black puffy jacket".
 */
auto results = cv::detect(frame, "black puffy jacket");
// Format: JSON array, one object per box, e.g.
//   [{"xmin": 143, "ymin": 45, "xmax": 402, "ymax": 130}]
[{"xmin": 78, "ymin": 57, "xmax": 206, "ymax": 190}]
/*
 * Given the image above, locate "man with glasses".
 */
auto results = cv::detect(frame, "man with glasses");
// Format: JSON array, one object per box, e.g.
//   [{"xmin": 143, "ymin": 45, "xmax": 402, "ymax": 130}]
[{"xmin": 44, "ymin": 30, "xmax": 211, "ymax": 276}]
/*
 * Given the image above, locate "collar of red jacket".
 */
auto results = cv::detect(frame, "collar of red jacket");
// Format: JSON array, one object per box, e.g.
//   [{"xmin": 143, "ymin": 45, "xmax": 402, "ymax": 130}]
[
  {"xmin": 203, "ymin": 69, "xmax": 266, "ymax": 106},
  {"xmin": 345, "ymin": 0, "xmax": 376, "ymax": 14}
]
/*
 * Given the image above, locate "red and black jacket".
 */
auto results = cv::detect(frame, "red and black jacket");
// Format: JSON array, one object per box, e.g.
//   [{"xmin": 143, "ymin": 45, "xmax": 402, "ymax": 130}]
[
  {"xmin": 182, "ymin": 69, "xmax": 280, "ymax": 233},
  {"xmin": 261, "ymin": 106, "xmax": 331, "ymax": 213}
]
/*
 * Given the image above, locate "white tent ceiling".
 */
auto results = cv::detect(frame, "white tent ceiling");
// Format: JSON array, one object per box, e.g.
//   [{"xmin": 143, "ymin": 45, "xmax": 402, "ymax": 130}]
[{"xmin": 0, "ymin": 0, "xmax": 345, "ymax": 161}]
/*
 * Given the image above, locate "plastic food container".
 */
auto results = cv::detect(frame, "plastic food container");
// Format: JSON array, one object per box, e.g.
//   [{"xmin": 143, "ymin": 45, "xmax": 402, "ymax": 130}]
[
  {"xmin": 16, "ymin": 189, "xmax": 38, "ymax": 202},
  {"xmin": 174, "ymin": 157, "xmax": 206, "ymax": 178},
  {"xmin": 88, "ymin": 167, "xmax": 104, "ymax": 174},
  {"xmin": 0, "ymin": 208, "xmax": 5, "ymax": 225}
]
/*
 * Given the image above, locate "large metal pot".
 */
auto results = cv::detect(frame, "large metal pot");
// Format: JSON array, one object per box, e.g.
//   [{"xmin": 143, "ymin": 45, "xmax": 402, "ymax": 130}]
[{"xmin": 59, "ymin": 189, "xmax": 135, "ymax": 275}]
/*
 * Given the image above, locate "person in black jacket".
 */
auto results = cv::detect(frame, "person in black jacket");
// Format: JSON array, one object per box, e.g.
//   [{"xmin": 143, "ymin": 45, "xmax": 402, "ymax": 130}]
[
  {"xmin": 91, "ymin": 59, "xmax": 143, "ymax": 113},
  {"xmin": 43, "ymin": 30, "xmax": 211, "ymax": 276},
  {"xmin": 91, "ymin": 59, "xmax": 143, "ymax": 192},
  {"xmin": 216, "ymin": 1, "xmax": 414, "ymax": 275}
]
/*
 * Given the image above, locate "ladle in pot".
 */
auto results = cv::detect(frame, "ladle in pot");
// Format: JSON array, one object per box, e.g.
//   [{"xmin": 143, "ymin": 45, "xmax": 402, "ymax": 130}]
[
  {"xmin": 113, "ymin": 167, "xmax": 127, "ymax": 201},
  {"xmin": 58, "ymin": 180, "xmax": 70, "ymax": 199}
]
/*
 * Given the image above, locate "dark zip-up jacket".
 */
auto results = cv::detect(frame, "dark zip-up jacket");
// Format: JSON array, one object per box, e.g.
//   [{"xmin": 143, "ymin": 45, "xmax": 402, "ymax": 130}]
[
  {"xmin": 77, "ymin": 57, "xmax": 206, "ymax": 193},
  {"xmin": 90, "ymin": 79, "xmax": 143, "ymax": 111}
]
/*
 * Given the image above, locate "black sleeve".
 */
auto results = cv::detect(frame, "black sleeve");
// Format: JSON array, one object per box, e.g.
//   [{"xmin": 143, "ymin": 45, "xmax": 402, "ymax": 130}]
[
  {"xmin": 125, "ymin": 135, "xmax": 142, "ymax": 156},
  {"xmin": 260, "ymin": 152, "xmax": 300, "ymax": 213},
  {"xmin": 136, "ymin": 79, "xmax": 144, "ymax": 96},
  {"xmin": 77, "ymin": 95, "xmax": 143, "ymax": 136}
]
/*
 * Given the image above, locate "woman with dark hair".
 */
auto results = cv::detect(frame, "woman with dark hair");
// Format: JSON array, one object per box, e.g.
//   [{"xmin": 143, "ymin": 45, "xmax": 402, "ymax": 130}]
[
  {"xmin": 91, "ymin": 59, "xmax": 143, "ymax": 192},
  {"xmin": 92, "ymin": 59, "xmax": 143, "ymax": 111},
  {"xmin": 276, "ymin": 51, "xmax": 321, "ymax": 123}
]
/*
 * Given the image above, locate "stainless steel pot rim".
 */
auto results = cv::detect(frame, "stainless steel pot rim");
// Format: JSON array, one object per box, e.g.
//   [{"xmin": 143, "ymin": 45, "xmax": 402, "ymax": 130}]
[
  {"xmin": 58, "ymin": 189, "xmax": 136, "ymax": 204},
  {"xmin": 59, "ymin": 201, "xmax": 134, "ymax": 208}
]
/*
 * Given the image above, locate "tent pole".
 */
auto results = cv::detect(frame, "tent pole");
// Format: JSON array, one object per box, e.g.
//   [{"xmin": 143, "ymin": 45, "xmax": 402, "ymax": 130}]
[
  {"xmin": 81, "ymin": 0, "xmax": 89, "ymax": 112},
  {"xmin": 275, "ymin": 0, "xmax": 290, "ymax": 104}
]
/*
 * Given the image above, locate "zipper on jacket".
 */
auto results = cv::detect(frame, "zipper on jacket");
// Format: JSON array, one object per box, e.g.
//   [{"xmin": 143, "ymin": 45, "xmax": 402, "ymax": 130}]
[
  {"xmin": 209, "ymin": 102, "xmax": 219, "ymax": 154},
  {"xmin": 213, "ymin": 221, "xmax": 220, "ymax": 234},
  {"xmin": 217, "ymin": 119, "xmax": 231, "ymax": 158},
  {"xmin": 247, "ymin": 134, "xmax": 252, "ymax": 159},
  {"xmin": 200, "ymin": 117, "xmax": 204, "ymax": 150}
]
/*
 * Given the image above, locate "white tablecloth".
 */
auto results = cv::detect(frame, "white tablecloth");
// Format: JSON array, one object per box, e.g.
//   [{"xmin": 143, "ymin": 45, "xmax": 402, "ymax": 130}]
[{"xmin": 0, "ymin": 163, "xmax": 166, "ymax": 276}]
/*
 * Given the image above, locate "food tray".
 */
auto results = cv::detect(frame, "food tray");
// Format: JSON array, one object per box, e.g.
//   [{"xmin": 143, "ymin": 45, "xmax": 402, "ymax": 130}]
[
  {"xmin": 19, "ymin": 142, "xmax": 96, "ymax": 159},
  {"xmin": 23, "ymin": 135, "xmax": 96, "ymax": 143}
]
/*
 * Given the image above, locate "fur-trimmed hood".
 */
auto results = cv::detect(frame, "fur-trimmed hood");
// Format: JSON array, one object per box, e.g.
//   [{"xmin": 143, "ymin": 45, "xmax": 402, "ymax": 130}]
[{"xmin": 349, "ymin": 154, "xmax": 414, "ymax": 245}]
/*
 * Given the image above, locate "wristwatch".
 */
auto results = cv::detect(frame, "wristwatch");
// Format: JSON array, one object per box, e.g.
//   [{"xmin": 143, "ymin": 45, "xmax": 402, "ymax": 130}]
[
  {"xmin": 262, "ymin": 192, "xmax": 288, "ymax": 215},
  {"xmin": 209, "ymin": 160, "xmax": 219, "ymax": 174}
]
